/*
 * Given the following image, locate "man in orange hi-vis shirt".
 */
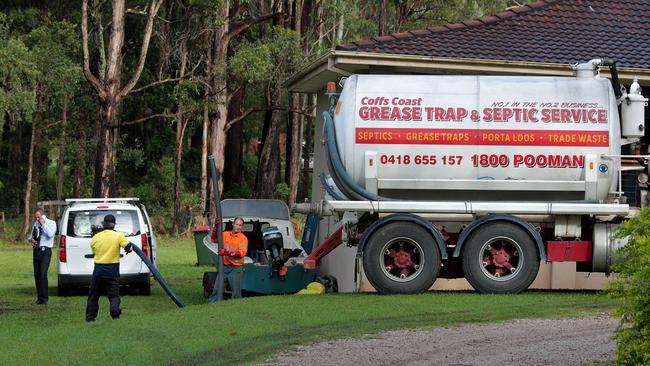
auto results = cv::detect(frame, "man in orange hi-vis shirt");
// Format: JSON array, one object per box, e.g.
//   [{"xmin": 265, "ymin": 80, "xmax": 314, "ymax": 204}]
[{"xmin": 208, "ymin": 217, "xmax": 248, "ymax": 302}]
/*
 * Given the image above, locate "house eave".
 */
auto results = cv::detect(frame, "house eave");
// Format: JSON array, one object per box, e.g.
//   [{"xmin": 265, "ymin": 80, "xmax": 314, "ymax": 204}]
[{"xmin": 287, "ymin": 50, "xmax": 650, "ymax": 93}]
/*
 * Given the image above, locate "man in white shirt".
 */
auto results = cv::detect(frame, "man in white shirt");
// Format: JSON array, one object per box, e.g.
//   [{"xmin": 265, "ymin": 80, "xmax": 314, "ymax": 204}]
[{"xmin": 29, "ymin": 208, "xmax": 57, "ymax": 305}]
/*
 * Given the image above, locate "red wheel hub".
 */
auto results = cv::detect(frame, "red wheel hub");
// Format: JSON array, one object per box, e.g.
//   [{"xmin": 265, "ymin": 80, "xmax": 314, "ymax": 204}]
[
  {"xmin": 384, "ymin": 243, "xmax": 419, "ymax": 278},
  {"xmin": 482, "ymin": 244, "xmax": 517, "ymax": 276}
]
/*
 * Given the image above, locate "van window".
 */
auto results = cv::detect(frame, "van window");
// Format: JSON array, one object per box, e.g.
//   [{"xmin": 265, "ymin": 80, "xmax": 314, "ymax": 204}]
[{"xmin": 66, "ymin": 210, "xmax": 140, "ymax": 238}]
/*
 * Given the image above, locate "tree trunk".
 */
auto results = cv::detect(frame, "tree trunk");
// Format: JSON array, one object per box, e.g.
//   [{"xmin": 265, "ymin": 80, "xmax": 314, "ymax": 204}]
[
  {"xmin": 224, "ymin": 84, "xmax": 245, "ymax": 192},
  {"xmin": 173, "ymin": 115, "xmax": 188, "ymax": 233},
  {"xmin": 298, "ymin": 94, "xmax": 314, "ymax": 201},
  {"xmin": 286, "ymin": 93, "xmax": 303, "ymax": 208},
  {"xmin": 56, "ymin": 98, "xmax": 68, "ymax": 201},
  {"xmin": 207, "ymin": 0, "xmax": 229, "ymax": 217},
  {"xmin": 199, "ymin": 22, "xmax": 213, "ymax": 213},
  {"xmin": 173, "ymin": 41, "xmax": 188, "ymax": 234},
  {"xmin": 378, "ymin": 0, "xmax": 389, "ymax": 36},
  {"xmin": 254, "ymin": 88, "xmax": 282, "ymax": 199},
  {"xmin": 73, "ymin": 130, "xmax": 84, "ymax": 198},
  {"xmin": 285, "ymin": 0, "xmax": 304, "ymax": 209},
  {"xmin": 156, "ymin": 0, "xmax": 175, "ymax": 79},
  {"xmin": 82, "ymin": 0, "xmax": 162, "ymax": 198},
  {"xmin": 297, "ymin": 0, "xmax": 320, "ymax": 202},
  {"xmin": 18, "ymin": 121, "xmax": 40, "ymax": 241},
  {"xmin": 200, "ymin": 99, "xmax": 209, "ymax": 212},
  {"xmin": 93, "ymin": 97, "xmax": 119, "ymax": 197}
]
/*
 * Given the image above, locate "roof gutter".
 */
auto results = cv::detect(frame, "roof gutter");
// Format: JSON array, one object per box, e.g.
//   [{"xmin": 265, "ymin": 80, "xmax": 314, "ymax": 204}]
[{"xmin": 287, "ymin": 50, "xmax": 650, "ymax": 93}]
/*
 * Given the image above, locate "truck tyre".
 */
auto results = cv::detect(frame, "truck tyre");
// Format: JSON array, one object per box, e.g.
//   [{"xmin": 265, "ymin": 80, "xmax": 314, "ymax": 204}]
[
  {"xmin": 462, "ymin": 222, "xmax": 539, "ymax": 294},
  {"xmin": 363, "ymin": 222, "xmax": 441, "ymax": 294}
]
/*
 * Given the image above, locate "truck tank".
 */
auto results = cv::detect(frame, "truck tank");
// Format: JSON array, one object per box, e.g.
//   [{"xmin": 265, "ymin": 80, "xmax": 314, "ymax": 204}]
[{"xmin": 333, "ymin": 74, "xmax": 620, "ymax": 202}]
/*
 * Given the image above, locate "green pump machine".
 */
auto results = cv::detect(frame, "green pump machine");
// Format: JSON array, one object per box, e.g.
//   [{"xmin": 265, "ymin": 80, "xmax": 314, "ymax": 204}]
[{"xmin": 202, "ymin": 198, "xmax": 319, "ymax": 297}]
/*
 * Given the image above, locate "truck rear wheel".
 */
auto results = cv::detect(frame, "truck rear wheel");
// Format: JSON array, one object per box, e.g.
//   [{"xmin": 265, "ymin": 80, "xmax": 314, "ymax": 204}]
[
  {"xmin": 363, "ymin": 222, "xmax": 441, "ymax": 294},
  {"xmin": 462, "ymin": 222, "xmax": 539, "ymax": 294}
]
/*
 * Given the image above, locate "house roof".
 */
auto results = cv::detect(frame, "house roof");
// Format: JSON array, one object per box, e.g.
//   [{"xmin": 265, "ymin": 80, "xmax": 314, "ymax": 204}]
[
  {"xmin": 337, "ymin": 0, "xmax": 650, "ymax": 69},
  {"xmin": 288, "ymin": 0, "xmax": 650, "ymax": 92}
]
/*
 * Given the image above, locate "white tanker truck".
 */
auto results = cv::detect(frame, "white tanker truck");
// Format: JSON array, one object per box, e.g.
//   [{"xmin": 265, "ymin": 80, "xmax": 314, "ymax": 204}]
[{"xmin": 298, "ymin": 58, "xmax": 649, "ymax": 294}]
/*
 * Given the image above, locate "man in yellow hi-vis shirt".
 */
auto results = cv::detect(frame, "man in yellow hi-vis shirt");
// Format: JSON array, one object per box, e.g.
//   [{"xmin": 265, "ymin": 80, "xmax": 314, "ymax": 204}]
[{"xmin": 85, "ymin": 214, "xmax": 134, "ymax": 322}]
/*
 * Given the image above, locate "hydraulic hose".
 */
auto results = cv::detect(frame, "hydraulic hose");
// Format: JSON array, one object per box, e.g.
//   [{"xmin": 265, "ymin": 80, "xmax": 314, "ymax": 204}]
[
  {"xmin": 319, "ymin": 172, "xmax": 345, "ymax": 201},
  {"xmin": 208, "ymin": 156, "xmax": 225, "ymax": 302},
  {"xmin": 325, "ymin": 143, "xmax": 365, "ymax": 200},
  {"xmin": 323, "ymin": 111, "xmax": 393, "ymax": 201},
  {"xmin": 600, "ymin": 59, "xmax": 622, "ymax": 99},
  {"xmin": 131, "ymin": 244, "xmax": 186, "ymax": 308}
]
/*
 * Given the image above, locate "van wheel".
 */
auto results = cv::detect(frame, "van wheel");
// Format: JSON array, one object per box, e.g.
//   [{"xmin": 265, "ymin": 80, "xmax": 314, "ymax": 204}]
[
  {"xmin": 139, "ymin": 283, "xmax": 151, "ymax": 296},
  {"xmin": 58, "ymin": 276, "xmax": 69, "ymax": 296},
  {"xmin": 363, "ymin": 222, "xmax": 440, "ymax": 294},
  {"xmin": 462, "ymin": 222, "xmax": 539, "ymax": 294},
  {"xmin": 58, "ymin": 285, "xmax": 69, "ymax": 297}
]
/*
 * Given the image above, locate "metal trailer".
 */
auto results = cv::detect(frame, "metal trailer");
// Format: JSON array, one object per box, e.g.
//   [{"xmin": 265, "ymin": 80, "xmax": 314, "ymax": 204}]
[{"xmin": 202, "ymin": 199, "xmax": 316, "ymax": 297}]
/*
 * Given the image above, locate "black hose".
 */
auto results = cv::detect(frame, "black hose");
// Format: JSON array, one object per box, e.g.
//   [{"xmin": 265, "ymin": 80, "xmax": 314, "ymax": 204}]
[
  {"xmin": 601, "ymin": 58, "xmax": 622, "ymax": 99},
  {"xmin": 324, "ymin": 143, "xmax": 365, "ymax": 200},
  {"xmin": 323, "ymin": 111, "xmax": 393, "ymax": 201},
  {"xmin": 208, "ymin": 156, "xmax": 225, "ymax": 302},
  {"xmin": 319, "ymin": 172, "xmax": 345, "ymax": 201},
  {"xmin": 131, "ymin": 244, "xmax": 186, "ymax": 308}
]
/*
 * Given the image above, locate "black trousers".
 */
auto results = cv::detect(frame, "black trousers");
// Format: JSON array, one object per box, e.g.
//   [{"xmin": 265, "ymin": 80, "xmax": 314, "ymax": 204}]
[
  {"xmin": 33, "ymin": 247, "xmax": 51, "ymax": 303},
  {"xmin": 86, "ymin": 276, "xmax": 121, "ymax": 321}
]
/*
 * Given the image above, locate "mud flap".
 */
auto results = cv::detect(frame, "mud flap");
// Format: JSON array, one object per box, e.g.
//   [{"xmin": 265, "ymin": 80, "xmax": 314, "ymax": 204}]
[{"xmin": 131, "ymin": 245, "xmax": 186, "ymax": 308}]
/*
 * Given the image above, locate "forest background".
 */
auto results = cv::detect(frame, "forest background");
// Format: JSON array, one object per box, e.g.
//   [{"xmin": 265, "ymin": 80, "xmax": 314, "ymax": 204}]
[{"xmin": 0, "ymin": 0, "xmax": 526, "ymax": 238}]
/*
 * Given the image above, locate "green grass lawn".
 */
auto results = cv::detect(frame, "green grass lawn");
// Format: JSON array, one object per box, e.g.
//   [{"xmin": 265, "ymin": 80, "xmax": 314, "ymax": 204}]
[{"xmin": 0, "ymin": 238, "xmax": 618, "ymax": 366}]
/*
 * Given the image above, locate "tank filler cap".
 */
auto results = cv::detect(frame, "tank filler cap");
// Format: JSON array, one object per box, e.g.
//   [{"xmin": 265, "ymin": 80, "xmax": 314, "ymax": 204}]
[{"xmin": 574, "ymin": 59, "xmax": 601, "ymax": 78}]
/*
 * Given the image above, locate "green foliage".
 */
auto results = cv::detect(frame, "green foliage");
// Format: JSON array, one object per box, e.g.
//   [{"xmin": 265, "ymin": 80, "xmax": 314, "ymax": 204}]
[
  {"xmin": 172, "ymin": 80, "xmax": 202, "ymax": 111},
  {"xmin": 607, "ymin": 208, "xmax": 650, "ymax": 365},
  {"xmin": 122, "ymin": 156, "xmax": 176, "ymax": 218},
  {"xmin": 274, "ymin": 182, "xmax": 290, "ymax": 201},
  {"xmin": 223, "ymin": 153, "xmax": 258, "ymax": 199},
  {"xmin": 0, "ymin": 36, "xmax": 38, "ymax": 125},
  {"xmin": 230, "ymin": 26, "xmax": 304, "ymax": 84}
]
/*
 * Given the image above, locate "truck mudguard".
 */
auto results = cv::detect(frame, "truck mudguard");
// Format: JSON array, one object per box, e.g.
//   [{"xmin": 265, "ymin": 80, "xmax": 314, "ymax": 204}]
[
  {"xmin": 452, "ymin": 214, "xmax": 546, "ymax": 261},
  {"xmin": 357, "ymin": 213, "xmax": 448, "ymax": 259}
]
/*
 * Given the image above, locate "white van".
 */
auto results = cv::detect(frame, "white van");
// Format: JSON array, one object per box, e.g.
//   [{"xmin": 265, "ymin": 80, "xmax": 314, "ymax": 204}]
[{"xmin": 57, "ymin": 198, "xmax": 158, "ymax": 295}]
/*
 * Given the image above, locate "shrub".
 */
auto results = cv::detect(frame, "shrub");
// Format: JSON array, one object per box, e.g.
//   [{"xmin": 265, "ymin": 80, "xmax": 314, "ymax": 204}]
[
  {"xmin": 274, "ymin": 183, "xmax": 289, "ymax": 201},
  {"xmin": 608, "ymin": 208, "xmax": 650, "ymax": 365}
]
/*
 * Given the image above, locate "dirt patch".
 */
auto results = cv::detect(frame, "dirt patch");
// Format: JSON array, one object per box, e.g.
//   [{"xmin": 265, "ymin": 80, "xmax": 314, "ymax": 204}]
[{"xmin": 258, "ymin": 315, "xmax": 617, "ymax": 366}]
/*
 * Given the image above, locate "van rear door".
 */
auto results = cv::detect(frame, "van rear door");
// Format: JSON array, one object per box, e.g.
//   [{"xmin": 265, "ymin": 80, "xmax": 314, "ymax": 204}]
[{"xmin": 64, "ymin": 210, "xmax": 143, "ymax": 274}]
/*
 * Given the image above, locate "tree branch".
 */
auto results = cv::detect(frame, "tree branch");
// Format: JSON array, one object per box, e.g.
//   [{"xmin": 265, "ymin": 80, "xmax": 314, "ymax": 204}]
[
  {"xmin": 224, "ymin": 106, "xmax": 312, "ymax": 132},
  {"xmin": 131, "ymin": 77, "xmax": 182, "ymax": 94},
  {"xmin": 228, "ymin": 12, "xmax": 281, "ymax": 39},
  {"xmin": 130, "ymin": 56, "xmax": 202, "ymax": 94},
  {"xmin": 81, "ymin": 0, "xmax": 104, "ymax": 97},
  {"xmin": 119, "ymin": 0, "xmax": 164, "ymax": 98},
  {"xmin": 120, "ymin": 113, "xmax": 174, "ymax": 126}
]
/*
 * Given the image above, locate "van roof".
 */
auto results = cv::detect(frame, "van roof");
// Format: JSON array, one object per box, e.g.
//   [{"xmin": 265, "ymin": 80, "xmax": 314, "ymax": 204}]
[
  {"xmin": 65, "ymin": 197, "xmax": 139, "ymax": 205},
  {"xmin": 66, "ymin": 202, "xmax": 140, "ymax": 211}
]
